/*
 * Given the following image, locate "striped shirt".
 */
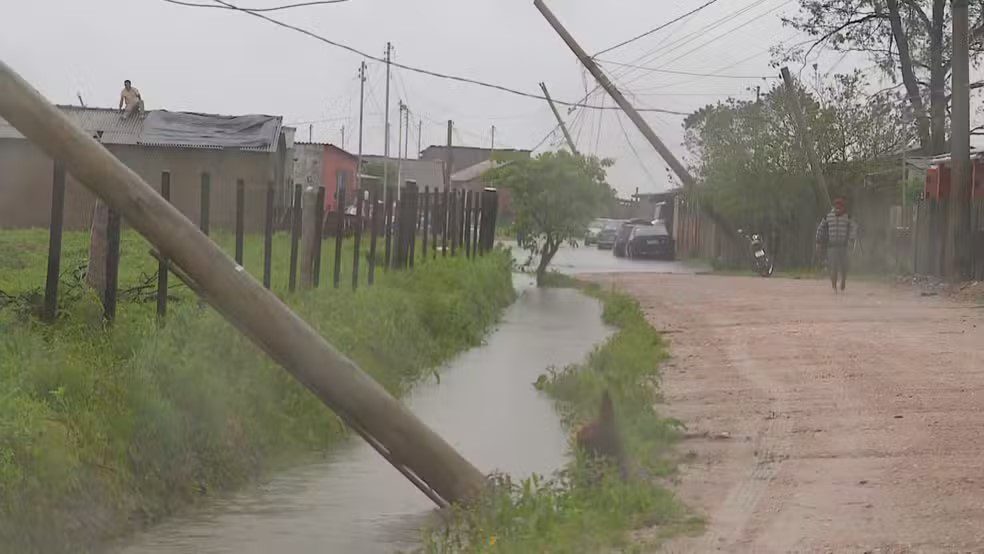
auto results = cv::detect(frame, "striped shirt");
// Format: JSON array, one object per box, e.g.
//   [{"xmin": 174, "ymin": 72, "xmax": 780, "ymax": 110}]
[{"xmin": 816, "ymin": 210, "xmax": 856, "ymax": 247}]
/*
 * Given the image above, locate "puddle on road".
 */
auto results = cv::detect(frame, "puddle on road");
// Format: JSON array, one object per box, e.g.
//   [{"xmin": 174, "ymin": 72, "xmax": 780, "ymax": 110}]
[{"xmin": 115, "ymin": 275, "xmax": 613, "ymax": 554}]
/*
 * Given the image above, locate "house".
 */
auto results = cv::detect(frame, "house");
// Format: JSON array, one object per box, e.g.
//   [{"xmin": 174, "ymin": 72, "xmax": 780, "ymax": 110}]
[
  {"xmin": 360, "ymin": 155, "xmax": 444, "ymax": 192},
  {"xmin": 0, "ymin": 105, "xmax": 294, "ymax": 231},
  {"xmin": 292, "ymin": 143, "xmax": 359, "ymax": 214},
  {"xmin": 419, "ymin": 146, "xmax": 531, "ymax": 222}
]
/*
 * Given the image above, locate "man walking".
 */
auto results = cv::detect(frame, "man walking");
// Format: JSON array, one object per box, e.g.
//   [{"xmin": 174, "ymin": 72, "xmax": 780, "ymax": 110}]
[
  {"xmin": 816, "ymin": 196, "xmax": 857, "ymax": 292},
  {"xmin": 119, "ymin": 80, "xmax": 143, "ymax": 118}
]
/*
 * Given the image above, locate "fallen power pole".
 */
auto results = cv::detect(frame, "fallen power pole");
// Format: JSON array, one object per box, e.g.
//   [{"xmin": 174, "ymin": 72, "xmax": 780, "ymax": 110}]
[
  {"xmin": 0, "ymin": 59, "xmax": 485, "ymax": 508},
  {"xmin": 534, "ymin": 0, "xmax": 693, "ymax": 187},
  {"xmin": 533, "ymin": 0, "xmax": 735, "ymax": 236},
  {"xmin": 538, "ymin": 81, "xmax": 578, "ymax": 155},
  {"xmin": 779, "ymin": 67, "xmax": 831, "ymax": 209}
]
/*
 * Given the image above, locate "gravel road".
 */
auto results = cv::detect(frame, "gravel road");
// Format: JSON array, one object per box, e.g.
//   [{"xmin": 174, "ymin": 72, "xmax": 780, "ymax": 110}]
[{"xmin": 592, "ymin": 273, "xmax": 984, "ymax": 553}]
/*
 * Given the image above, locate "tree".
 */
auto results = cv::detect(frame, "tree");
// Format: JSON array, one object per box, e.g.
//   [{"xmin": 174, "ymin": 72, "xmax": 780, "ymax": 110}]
[
  {"xmin": 685, "ymin": 72, "xmax": 910, "ymax": 265},
  {"xmin": 783, "ymin": 0, "xmax": 984, "ymax": 155},
  {"xmin": 486, "ymin": 151, "xmax": 614, "ymax": 286}
]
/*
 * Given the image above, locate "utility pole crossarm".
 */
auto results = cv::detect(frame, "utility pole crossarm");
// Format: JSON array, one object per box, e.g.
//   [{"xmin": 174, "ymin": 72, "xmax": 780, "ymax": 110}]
[
  {"xmin": 533, "ymin": 0, "xmax": 694, "ymax": 188},
  {"xmin": 538, "ymin": 82, "xmax": 578, "ymax": 155}
]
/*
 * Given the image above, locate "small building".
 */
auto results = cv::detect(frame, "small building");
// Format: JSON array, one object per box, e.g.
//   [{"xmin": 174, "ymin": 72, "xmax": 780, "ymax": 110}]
[
  {"xmin": 0, "ymin": 105, "xmax": 295, "ymax": 231},
  {"xmin": 360, "ymin": 155, "xmax": 444, "ymax": 192},
  {"xmin": 292, "ymin": 143, "xmax": 359, "ymax": 214}
]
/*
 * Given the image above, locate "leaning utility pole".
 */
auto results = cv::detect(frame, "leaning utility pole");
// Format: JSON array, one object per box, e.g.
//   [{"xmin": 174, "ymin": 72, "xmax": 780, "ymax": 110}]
[
  {"xmin": 0, "ymin": 58, "xmax": 485, "ymax": 508},
  {"xmin": 947, "ymin": 0, "xmax": 972, "ymax": 279},
  {"xmin": 538, "ymin": 81, "xmax": 577, "ymax": 155},
  {"xmin": 356, "ymin": 61, "xmax": 366, "ymax": 189},
  {"xmin": 780, "ymin": 66, "xmax": 831, "ymax": 210},
  {"xmin": 383, "ymin": 42, "xmax": 393, "ymax": 209},
  {"xmin": 534, "ymin": 0, "xmax": 692, "ymax": 187}
]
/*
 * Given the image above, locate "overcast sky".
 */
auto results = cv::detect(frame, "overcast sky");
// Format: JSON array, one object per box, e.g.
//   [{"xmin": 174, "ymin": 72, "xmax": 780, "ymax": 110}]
[{"xmin": 4, "ymin": 0, "xmax": 860, "ymax": 196}]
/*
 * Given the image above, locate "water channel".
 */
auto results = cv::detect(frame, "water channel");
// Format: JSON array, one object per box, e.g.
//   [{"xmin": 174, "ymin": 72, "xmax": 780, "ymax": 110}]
[{"xmin": 116, "ymin": 276, "xmax": 613, "ymax": 553}]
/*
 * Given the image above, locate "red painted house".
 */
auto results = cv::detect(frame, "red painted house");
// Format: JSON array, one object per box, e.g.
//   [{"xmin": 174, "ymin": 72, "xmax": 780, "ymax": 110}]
[{"xmin": 292, "ymin": 142, "xmax": 359, "ymax": 213}]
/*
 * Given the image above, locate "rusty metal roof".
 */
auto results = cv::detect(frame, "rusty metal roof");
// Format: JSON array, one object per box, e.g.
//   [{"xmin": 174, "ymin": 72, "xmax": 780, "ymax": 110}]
[{"xmin": 0, "ymin": 105, "xmax": 284, "ymax": 152}]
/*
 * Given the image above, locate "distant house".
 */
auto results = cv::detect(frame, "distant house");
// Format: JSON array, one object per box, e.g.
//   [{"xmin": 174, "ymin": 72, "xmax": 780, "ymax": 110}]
[
  {"xmin": 360, "ymin": 155, "xmax": 445, "ymax": 192},
  {"xmin": 292, "ymin": 143, "xmax": 359, "ymax": 214},
  {"xmin": 420, "ymin": 146, "xmax": 531, "ymax": 222},
  {"xmin": 0, "ymin": 105, "xmax": 295, "ymax": 231}
]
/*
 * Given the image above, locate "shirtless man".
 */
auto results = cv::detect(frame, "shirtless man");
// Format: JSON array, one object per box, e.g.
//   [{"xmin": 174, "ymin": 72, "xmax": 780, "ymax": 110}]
[{"xmin": 119, "ymin": 80, "xmax": 143, "ymax": 117}]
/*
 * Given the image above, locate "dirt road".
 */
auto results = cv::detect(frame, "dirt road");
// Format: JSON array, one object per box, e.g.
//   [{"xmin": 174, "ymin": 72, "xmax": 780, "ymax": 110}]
[{"xmin": 594, "ymin": 273, "xmax": 984, "ymax": 553}]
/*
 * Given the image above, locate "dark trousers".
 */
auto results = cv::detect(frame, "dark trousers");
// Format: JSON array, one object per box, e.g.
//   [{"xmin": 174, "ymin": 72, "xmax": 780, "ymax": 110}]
[{"xmin": 827, "ymin": 246, "xmax": 848, "ymax": 290}]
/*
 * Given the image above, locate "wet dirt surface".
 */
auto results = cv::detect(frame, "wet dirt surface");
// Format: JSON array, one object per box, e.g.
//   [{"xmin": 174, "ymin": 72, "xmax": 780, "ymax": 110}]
[
  {"xmin": 115, "ymin": 276, "xmax": 612, "ymax": 554},
  {"xmin": 591, "ymin": 273, "xmax": 984, "ymax": 552}
]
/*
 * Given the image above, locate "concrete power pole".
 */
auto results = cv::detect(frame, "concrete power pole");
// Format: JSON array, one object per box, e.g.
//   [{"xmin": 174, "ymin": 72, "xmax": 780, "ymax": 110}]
[
  {"xmin": 780, "ymin": 67, "xmax": 831, "ymax": 210},
  {"xmin": 357, "ymin": 61, "xmax": 366, "ymax": 189},
  {"xmin": 490, "ymin": 124, "xmax": 496, "ymax": 152},
  {"xmin": 417, "ymin": 119, "xmax": 422, "ymax": 158},
  {"xmin": 341, "ymin": 125, "xmax": 345, "ymax": 149},
  {"xmin": 948, "ymin": 0, "xmax": 972, "ymax": 279},
  {"xmin": 404, "ymin": 105, "xmax": 411, "ymax": 171},
  {"xmin": 538, "ymin": 81, "xmax": 578, "ymax": 155},
  {"xmin": 383, "ymin": 42, "xmax": 393, "ymax": 209},
  {"xmin": 445, "ymin": 120, "xmax": 453, "ymax": 193}
]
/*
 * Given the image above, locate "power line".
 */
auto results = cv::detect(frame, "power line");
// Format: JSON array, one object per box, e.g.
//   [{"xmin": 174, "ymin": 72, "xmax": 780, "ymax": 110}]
[
  {"xmin": 593, "ymin": 0, "xmax": 723, "ymax": 58},
  {"xmin": 165, "ymin": 0, "xmax": 689, "ymax": 115},
  {"xmin": 162, "ymin": 0, "xmax": 348, "ymax": 11},
  {"xmin": 597, "ymin": 59, "xmax": 777, "ymax": 80},
  {"xmin": 614, "ymin": 111, "xmax": 661, "ymax": 187}
]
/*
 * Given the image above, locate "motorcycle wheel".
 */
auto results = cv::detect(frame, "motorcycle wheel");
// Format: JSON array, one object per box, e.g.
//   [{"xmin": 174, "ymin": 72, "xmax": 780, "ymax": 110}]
[{"xmin": 758, "ymin": 258, "xmax": 775, "ymax": 277}]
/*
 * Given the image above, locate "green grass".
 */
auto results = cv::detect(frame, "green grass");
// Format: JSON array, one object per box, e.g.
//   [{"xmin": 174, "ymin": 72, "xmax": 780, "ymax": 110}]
[
  {"xmin": 422, "ymin": 279, "xmax": 698, "ymax": 553},
  {"xmin": 0, "ymin": 228, "xmax": 515, "ymax": 553}
]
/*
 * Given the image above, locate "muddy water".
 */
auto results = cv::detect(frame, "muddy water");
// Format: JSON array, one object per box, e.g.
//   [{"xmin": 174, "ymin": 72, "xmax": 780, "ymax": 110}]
[{"xmin": 116, "ymin": 276, "xmax": 612, "ymax": 554}]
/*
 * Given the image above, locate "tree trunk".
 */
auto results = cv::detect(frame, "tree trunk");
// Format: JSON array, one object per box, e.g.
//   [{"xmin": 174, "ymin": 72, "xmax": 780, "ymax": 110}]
[
  {"xmin": 535, "ymin": 239, "xmax": 560, "ymax": 287},
  {"xmin": 887, "ymin": 0, "xmax": 933, "ymax": 151}
]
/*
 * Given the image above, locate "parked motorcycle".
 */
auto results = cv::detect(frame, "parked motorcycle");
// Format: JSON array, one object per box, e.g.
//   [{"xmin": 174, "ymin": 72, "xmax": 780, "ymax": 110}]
[{"xmin": 737, "ymin": 229, "xmax": 775, "ymax": 277}]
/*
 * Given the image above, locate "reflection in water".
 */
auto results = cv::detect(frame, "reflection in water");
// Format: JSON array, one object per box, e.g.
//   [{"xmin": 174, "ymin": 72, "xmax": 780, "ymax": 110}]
[{"xmin": 117, "ymin": 277, "xmax": 612, "ymax": 554}]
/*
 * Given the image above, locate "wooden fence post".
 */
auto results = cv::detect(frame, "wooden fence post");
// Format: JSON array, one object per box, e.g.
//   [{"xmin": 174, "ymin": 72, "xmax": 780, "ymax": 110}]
[
  {"xmin": 422, "ymin": 187, "xmax": 430, "ymax": 263},
  {"xmin": 235, "ymin": 178, "xmax": 245, "ymax": 266},
  {"xmin": 104, "ymin": 207, "xmax": 121, "ymax": 323},
  {"xmin": 408, "ymin": 183, "xmax": 418, "ymax": 268},
  {"xmin": 352, "ymin": 188, "xmax": 364, "ymax": 290},
  {"xmin": 333, "ymin": 185, "xmax": 346, "ymax": 288},
  {"xmin": 463, "ymin": 190, "xmax": 472, "ymax": 259},
  {"xmin": 367, "ymin": 179, "xmax": 381, "ymax": 286},
  {"xmin": 200, "ymin": 172, "xmax": 210, "ymax": 236},
  {"xmin": 0, "ymin": 63, "xmax": 487, "ymax": 506},
  {"xmin": 432, "ymin": 190, "xmax": 440, "ymax": 259},
  {"xmin": 157, "ymin": 172, "xmax": 171, "ymax": 319},
  {"xmin": 263, "ymin": 182, "xmax": 274, "ymax": 290},
  {"xmin": 471, "ymin": 192, "xmax": 480, "ymax": 258},
  {"xmin": 441, "ymin": 188, "xmax": 449, "ymax": 257},
  {"xmin": 288, "ymin": 184, "xmax": 302, "ymax": 292},
  {"xmin": 313, "ymin": 186, "xmax": 325, "ymax": 288},
  {"xmin": 300, "ymin": 186, "xmax": 318, "ymax": 289},
  {"xmin": 384, "ymin": 196, "xmax": 394, "ymax": 270},
  {"xmin": 43, "ymin": 160, "xmax": 67, "ymax": 323}
]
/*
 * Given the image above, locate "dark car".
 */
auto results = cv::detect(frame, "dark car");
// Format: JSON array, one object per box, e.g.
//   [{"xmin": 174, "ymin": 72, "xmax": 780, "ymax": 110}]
[
  {"xmin": 626, "ymin": 223, "xmax": 674, "ymax": 260},
  {"xmin": 613, "ymin": 218, "xmax": 653, "ymax": 257},
  {"xmin": 595, "ymin": 221, "xmax": 621, "ymax": 250}
]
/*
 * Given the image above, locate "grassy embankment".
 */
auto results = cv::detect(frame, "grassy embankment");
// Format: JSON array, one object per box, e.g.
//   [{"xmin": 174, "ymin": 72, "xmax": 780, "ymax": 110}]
[
  {"xmin": 0, "ymin": 228, "xmax": 514, "ymax": 553},
  {"xmin": 424, "ymin": 274, "xmax": 700, "ymax": 553}
]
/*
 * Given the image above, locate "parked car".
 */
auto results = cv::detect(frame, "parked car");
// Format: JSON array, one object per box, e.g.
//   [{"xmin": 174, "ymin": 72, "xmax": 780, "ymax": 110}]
[
  {"xmin": 584, "ymin": 218, "xmax": 609, "ymax": 245},
  {"xmin": 626, "ymin": 222, "xmax": 675, "ymax": 260},
  {"xmin": 595, "ymin": 221, "xmax": 622, "ymax": 250},
  {"xmin": 613, "ymin": 219, "xmax": 653, "ymax": 257}
]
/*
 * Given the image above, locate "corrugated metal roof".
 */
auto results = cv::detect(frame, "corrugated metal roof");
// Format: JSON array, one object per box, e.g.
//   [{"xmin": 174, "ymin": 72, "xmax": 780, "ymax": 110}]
[{"xmin": 0, "ymin": 105, "xmax": 284, "ymax": 152}]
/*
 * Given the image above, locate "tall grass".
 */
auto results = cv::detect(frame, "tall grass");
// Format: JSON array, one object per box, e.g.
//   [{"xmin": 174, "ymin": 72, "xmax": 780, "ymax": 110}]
[
  {"xmin": 423, "ymin": 282, "xmax": 696, "ymax": 553},
  {"xmin": 0, "ymin": 229, "xmax": 514, "ymax": 553}
]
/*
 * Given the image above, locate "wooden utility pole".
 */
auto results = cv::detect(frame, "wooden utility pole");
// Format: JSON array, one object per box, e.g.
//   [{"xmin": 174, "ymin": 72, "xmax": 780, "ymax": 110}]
[
  {"xmin": 383, "ymin": 42, "xmax": 393, "ymax": 212},
  {"xmin": 0, "ymin": 59, "xmax": 485, "ymax": 508},
  {"xmin": 780, "ymin": 66, "xmax": 831, "ymax": 209},
  {"xmin": 534, "ymin": 0, "xmax": 692, "ymax": 186},
  {"xmin": 357, "ymin": 61, "xmax": 366, "ymax": 189},
  {"xmin": 538, "ymin": 81, "xmax": 577, "ymax": 155},
  {"xmin": 948, "ymin": 0, "xmax": 972, "ymax": 279}
]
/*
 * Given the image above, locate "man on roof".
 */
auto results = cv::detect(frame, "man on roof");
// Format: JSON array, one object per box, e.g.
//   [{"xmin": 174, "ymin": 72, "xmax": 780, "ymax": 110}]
[{"xmin": 119, "ymin": 80, "xmax": 144, "ymax": 118}]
